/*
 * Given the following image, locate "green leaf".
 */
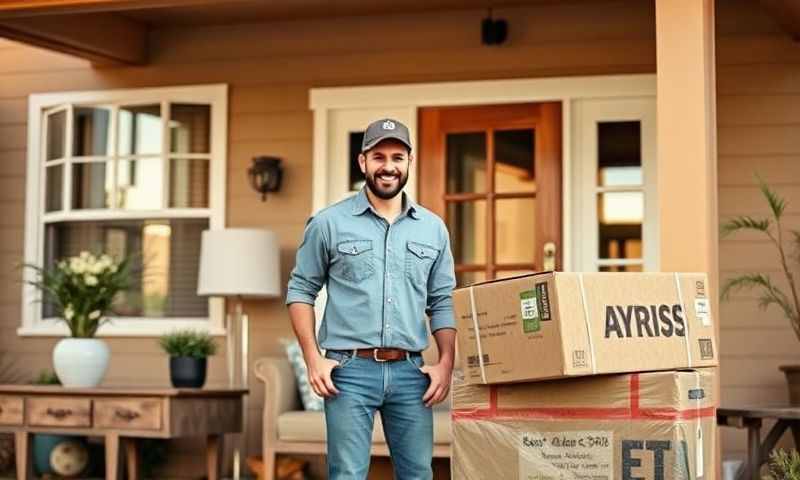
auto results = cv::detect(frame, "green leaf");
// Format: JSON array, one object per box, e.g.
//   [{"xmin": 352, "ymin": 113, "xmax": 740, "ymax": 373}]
[
  {"xmin": 757, "ymin": 174, "xmax": 786, "ymax": 220},
  {"xmin": 720, "ymin": 216, "xmax": 770, "ymax": 238}
]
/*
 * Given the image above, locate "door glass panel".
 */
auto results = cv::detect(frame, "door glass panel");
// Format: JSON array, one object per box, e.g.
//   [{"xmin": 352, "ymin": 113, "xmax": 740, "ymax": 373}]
[
  {"xmin": 495, "ymin": 197, "xmax": 536, "ymax": 264},
  {"xmin": 46, "ymin": 110, "xmax": 67, "ymax": 161},
  {"xmin": 456, "ymin": 270, "xmax": 486, "ymax": 288},
  {"xmin": 597, "ymin": 191, "xmax": 643, "ymax": 260},
  {"xmin": 447, "ymin": 200, "xmax": 486, "ymax": 264},
  {"xmin": 349, "ymin": 131, "xmax": 366, "ymax": 191},
  {"xmin": 496, "ymin": 269, "xmax": 537, "ymax": 280},
  {"xmin": 73, "ymin": 107, "xmax": 111, "ymax": 157},
  {"xmin": 118, "ymin": 105, "xmax": 162, "ymax": 156},
  {"xmin": 117, "ymin": 158, "xmax": 163, "ymax": 209},
  {"xmin": 597, "ymin": 121, "xmax": 641, "ymax": 187},
  {"xmin": 600, "ymin": 264, "xmax": 643, "ymax": 272},
  {"xmin": 71, "ymin": 161, "xmax": 113, "ymax": 209},
  {"xmin": 169, "ymin": 103, "xmax": 211, "ymax": 154},
  {"xmin": 446, "ymin": 133, "xmax": 486, "ymax": 194},
  {"xmin": 495, "ymin": 129, "xmax": 535, "ymax": 193},
  {"xmin": 45, "ymin": 165, "xmax": 63, "ymax": 212},
  {"xmin": 169, "ymin": 158, "xmax": 209, "ymax": 208}
]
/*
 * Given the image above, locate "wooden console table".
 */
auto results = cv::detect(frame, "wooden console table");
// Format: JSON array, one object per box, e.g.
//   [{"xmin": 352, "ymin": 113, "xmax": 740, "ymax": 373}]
[
  {"xmin": 718, "ymin": 405, "xmax": 800, "ymax": 480},
  {"xmin": 0, "ymin": 385, "xmax": 247, "ymax": 479}
]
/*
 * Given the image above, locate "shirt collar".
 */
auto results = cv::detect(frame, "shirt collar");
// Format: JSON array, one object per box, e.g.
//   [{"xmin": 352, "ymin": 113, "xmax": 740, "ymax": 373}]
[{"xmin": 351, "ymin": 187, "xmax": 420, "ymax": 220}]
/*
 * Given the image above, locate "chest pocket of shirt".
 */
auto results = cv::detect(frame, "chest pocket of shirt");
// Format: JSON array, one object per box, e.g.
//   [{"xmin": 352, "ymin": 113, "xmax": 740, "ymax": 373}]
[
  {"xmin": 405, "ymin": 240, "xmax": 439, "ymax": 285},
  {"xmin": 335, "ymin": 239, "xmax": 375, "ymax": 282}
]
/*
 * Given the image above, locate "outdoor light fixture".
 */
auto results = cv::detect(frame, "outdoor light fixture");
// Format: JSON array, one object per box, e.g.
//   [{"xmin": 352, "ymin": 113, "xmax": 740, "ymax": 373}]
[
  {"xmin": 248, "ymin": 156, "xmax": 283, "ymax": 201},
  {"xmin": 482, "ymin": 9, "xmax": 508, "ymax": 46}
]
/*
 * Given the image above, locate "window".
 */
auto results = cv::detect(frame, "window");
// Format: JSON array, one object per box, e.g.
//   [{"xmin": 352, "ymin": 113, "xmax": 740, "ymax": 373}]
[
  {"xmin": 573, "ymin": 98, "xmax": 658, "ymax": 272},
  {"xmin": 21, "ymin": 85, "xmax": 228, "ymax": 336}
]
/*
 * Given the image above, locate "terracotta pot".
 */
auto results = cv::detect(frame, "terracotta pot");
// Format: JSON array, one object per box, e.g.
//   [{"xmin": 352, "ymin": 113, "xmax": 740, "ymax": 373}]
[{"xmin": 779, "ymin": 365, "xmax": 800, "ymax": 406}]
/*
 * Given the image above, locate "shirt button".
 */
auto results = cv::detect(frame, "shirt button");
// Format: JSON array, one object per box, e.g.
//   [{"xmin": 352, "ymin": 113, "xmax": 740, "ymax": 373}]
[{"xmin": 387, "ymin": 298, "xmax": 392, "ymax": 303}]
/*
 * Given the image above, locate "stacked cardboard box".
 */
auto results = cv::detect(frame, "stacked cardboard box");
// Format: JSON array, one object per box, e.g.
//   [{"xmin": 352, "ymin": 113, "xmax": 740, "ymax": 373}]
[{"xmin": 451, "ymin": 272, "xmax": 719, "ymax": 479}]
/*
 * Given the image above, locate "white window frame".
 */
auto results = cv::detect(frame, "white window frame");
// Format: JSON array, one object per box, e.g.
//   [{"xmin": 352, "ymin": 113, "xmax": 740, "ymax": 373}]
[
  {"xmin": 310, "ymin": 74, "xmax": 658, "ymax": 274},
  {"xmin": 20, "ymin": 84, "xmax": 228, "ymax": 337},
  {"xmin": 572, "ymin": 97, "xmax": 659, "ymax": 272}
]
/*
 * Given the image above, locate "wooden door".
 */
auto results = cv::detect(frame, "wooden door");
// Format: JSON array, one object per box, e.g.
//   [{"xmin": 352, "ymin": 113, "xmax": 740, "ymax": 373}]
[{"xmin": 418, "ymin": 103, "xmax": 562, "ymax": 287}]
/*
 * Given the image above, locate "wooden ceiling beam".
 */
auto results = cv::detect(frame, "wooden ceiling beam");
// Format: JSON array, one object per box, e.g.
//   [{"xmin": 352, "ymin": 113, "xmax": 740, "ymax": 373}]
[
  {"xmin": 0, "ymin": 12, "xmax": 147, "ymax": 65},
  {"xmin": 0, "ymin": 0, "xmax": 228, "ymax": 18},
  {"xmin": 760, "ymin": 0, "xmax": 800, "ymax": 41}
]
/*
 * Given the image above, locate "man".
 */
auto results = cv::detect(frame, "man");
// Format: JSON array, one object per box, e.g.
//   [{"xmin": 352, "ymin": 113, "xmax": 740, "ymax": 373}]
[{"xmin": 285, "ymin": 118, "xmax": 457, "ymax": 480}]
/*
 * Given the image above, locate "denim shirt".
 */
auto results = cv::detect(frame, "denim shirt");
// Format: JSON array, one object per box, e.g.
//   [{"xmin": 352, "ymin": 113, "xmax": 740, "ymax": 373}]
[{"xmin": 285, "ymin": 187, "xmax": 457, "ymax": 351}]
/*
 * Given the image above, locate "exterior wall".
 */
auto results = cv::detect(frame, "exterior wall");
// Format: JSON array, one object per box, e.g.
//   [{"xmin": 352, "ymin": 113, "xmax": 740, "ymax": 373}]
[
  {"xmin": 0, "ymin": 0, "xmax": 796, "ymax": 474},
  {"xmin": 716, "ymin": 0, "xmax": 800, "ymax": 461}
]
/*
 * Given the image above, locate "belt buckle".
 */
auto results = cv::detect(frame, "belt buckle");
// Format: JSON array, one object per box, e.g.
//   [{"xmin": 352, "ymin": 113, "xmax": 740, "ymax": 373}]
[{"xmin": 373, "ymin": 348, "xmax": 389, "ymax": 362}]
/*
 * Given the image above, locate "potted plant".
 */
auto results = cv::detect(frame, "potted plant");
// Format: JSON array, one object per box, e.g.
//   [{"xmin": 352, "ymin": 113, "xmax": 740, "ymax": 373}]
[
  {"xmin": 764, "ymin": 449, "xmax": 800, "ymax": 480},
  {"xmin": 22, "ymin": 251, "xmax": 132, "ymax": 387},
  {"xmin": 721, "ymin": 177, "xmax": 800, "ymax": 403},
  {"xmin": 158, "ymin": 329, "xmax": 218, "ymax": 388}
]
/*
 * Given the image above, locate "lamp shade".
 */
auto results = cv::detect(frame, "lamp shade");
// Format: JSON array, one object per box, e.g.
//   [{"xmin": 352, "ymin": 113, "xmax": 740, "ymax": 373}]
[{"xmin": 197, "ymin": 228, "xmax": 281, "ymax": 298}]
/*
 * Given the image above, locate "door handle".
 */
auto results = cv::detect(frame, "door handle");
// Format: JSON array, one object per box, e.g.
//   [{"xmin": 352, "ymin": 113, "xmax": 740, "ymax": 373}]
[{"xmin": 543, "ymin": 242, "xmax": 557, "ymax": 271}]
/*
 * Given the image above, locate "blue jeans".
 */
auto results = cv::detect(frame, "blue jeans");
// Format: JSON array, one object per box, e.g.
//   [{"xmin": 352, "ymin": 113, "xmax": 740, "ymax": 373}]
[{"xmin": 324, "ymin": 349, "xmax": 433, "ymax": 480}]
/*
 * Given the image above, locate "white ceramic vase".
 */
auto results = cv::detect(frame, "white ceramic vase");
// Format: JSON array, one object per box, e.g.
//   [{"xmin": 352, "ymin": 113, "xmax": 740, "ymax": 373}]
[{"xmin": 52, "ymin": 338, "xmax": 110, "ymax": 388}]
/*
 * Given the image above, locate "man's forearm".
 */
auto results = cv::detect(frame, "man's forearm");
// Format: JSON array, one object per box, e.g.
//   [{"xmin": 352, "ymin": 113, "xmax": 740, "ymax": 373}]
[
  {"xmin": 288, "ymin": 302, "xmax": 321, "ymax": 362},
  {"xmin": 432, "ymin": 327, "xmax": 456, "ymax": 368}
]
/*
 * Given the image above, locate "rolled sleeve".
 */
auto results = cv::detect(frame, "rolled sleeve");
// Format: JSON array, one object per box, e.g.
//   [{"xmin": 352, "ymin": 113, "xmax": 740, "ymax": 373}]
[
  {"xmin": 286, "ymin": 215, "xmax": 329, "ymax": 306},
  {"xmin": 426, "ymin": 223, "xmax": 457, "ymax": 332}
]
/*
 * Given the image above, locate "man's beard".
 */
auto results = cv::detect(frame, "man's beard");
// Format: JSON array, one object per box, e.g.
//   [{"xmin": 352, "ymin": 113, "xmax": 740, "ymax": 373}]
[{"xmin": 365, "ymin": 169, "xmax": 409, "ymax": 200}]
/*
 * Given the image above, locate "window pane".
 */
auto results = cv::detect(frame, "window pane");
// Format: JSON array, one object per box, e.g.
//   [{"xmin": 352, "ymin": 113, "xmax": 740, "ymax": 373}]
[
  {"xmin": 170, "ymin": 103, "xmax": 210, "ymax": 154},
  {"xmin": 71, "ymin": 161, "xmax": 112, "ymax": 209},
  {"xmin": 447, "ymin": 200, "xmax": 486, "ymax": 264},
  {"xmin": 118, "ymin": 105, "xmax": 162, "ymax": 156},
  {"xmin": 349, "ymin": 131, "xmax": 366, "ymax": 191},
  {"xmin": 600, "ymin": 264, "xmax": 643, "ymax": 272},
  {"xmin": 169, "ymin": 158, "xmax": 209, "ymax": 208},
  {"xmin": 495, "ymin": 129, "xmax": 535, "ymax": 193},
  {"xmin": 598, "ymin": 121, "xmax": 642, "ymax": 187},
  {"xmin": 73, "ymin": 107, "xmax": 110, "ymax": 157},
  {"xmin": 117, "ymin": 158, "xmax": 163, "ymax": 209},
  {"xmin": 46, "ymin": 110, "xmax": 67, "ymax": 161},
  {"xmin": 598, "ymin": 191, "xmax": 643, "ymax": 260},
  {"xmin": 45, "ymin": 165, "xmax": 63, "ymax": 212},
  {"xmin": 42, "ymin": 218, "xmax": 209, "ymax": 318},
  {"xmin": 456, "ymin": 270, "xmax": 486, "ymax": 288},
  {"xmin": 447, "ymin": 132, "xmax": 486, "ymax": 193},
  {"xmin": 495, "ymin": 197, "xmax": 536, "ymax": 264}
]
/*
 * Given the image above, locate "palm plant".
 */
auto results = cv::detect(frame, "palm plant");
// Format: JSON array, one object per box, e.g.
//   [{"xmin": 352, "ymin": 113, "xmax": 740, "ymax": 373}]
[{"xmin": 720, "ymin": 176, "xmax": 800, "ymax": 342}]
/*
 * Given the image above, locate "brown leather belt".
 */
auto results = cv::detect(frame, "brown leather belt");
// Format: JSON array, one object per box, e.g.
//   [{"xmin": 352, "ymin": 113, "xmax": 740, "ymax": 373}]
[{"xmin": 351, "ymin": 347, "xmax": 419, "ymax": 362}]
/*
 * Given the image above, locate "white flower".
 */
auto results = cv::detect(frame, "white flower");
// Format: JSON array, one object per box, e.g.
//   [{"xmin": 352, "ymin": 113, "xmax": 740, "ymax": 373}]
[
  {"xmin": 109, "ymin": 264, "xmax": 118, "ymax": 273},
  {"xmin": 79, "ymin": 251, "xmax": 90, "ymax": 259},
  {"xmin": 88, "ymin": 310, "xmax": 101, "ymax": 320},
  {"xmin": 84, "ymin": 275, "xmax": 98, "ymax": 286},
  {"xmin": 63, "ymin": 305, "xmax": 74, "ymax": 320},
  {"xmin": 89, "ymin": 262, "xmax": 104, "ymax": 275}
]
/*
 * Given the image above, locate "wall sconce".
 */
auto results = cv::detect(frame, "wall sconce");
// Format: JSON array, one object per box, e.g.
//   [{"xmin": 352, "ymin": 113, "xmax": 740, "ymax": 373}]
[{"xmin": 248, "ymin": 156, "xmax": 283, "ymax": 201}]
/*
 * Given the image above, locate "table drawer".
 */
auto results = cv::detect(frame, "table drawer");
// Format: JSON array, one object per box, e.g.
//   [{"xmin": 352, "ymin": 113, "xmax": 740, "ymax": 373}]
[
  {"xmin": 26, "ymin": 397, "xmax": 92, "ymax": 428},
  {"xmin": 93, "ymin": 398, "xmax": 162, "ymax": 431},
  {"xmin": 0, "ymin": 396, "xmax": 23, "ymax": 425}
]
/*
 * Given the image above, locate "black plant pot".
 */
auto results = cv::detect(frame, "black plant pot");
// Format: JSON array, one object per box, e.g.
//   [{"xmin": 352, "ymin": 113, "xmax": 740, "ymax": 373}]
[{"xmin": 169, "ymin": 356, "xmax": 207, "ymax": 388}]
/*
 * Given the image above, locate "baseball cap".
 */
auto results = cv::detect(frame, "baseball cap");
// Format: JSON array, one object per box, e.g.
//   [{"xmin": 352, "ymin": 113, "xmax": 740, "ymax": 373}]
[{"xmin": 361, "ymin": 118, "xmax": 412, "ymax": 153}]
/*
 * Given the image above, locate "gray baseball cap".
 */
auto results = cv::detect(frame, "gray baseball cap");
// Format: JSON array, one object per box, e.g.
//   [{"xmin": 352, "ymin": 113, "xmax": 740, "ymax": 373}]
[{"xmin": 361, "ymin": 118, "xmax": 412, "ymax": 153}]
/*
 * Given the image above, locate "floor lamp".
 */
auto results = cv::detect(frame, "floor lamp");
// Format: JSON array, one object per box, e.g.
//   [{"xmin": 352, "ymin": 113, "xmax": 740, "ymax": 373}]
[{"xmin": 198, "ymin": 228, "xmax": 281, "ymax": 480}]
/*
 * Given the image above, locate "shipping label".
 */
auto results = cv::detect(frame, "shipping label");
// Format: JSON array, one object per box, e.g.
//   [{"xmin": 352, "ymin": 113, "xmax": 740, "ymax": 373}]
[{"xmin": 518, "ymin": 431, "xmax": 613, "ymax": 480}]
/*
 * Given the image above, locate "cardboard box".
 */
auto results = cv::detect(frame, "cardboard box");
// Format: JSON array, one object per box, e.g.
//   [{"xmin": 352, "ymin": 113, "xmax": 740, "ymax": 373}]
[
  {"xmin": 453, "ymin": 272, "xmax": 718, "ymax": 385},
  {"xmin": 451, "ymin": 368, "xmax": 717, "ymax": 480}
]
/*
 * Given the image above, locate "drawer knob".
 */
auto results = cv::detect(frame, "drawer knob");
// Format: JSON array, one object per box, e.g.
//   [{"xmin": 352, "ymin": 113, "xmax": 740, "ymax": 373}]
[
  {"xmin": 45, "ymin": 407, "xmax": 72, "ymax": 419},
  {"xmin": 114, "ymin": 408, "xmax": 140, "ymax": 422}
]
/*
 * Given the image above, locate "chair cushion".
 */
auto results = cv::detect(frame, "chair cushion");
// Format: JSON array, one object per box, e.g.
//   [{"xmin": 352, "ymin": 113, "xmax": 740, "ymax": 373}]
[
  {"xmin": 281, "ymin": 338, "xmax": 324, "ymax": 411},
  {"xmin": 277, "ymin": 409, "xmax": 452, "ymax": 444}
]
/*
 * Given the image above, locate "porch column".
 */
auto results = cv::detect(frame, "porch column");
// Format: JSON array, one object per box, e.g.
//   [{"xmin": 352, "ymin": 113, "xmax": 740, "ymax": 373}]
[{"xmin": 655, "ymin": 0, "xmax": 718, "ymax": 291}]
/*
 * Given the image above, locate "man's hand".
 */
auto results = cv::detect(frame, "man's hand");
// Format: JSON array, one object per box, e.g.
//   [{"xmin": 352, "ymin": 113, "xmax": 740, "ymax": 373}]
[
  {"xmin": 306, "ymin": 353, "xmax": 340, "ymax": 398},
  {"xmin": 420, "ymin": 361, "xmax": 453, "ymax": 408}
]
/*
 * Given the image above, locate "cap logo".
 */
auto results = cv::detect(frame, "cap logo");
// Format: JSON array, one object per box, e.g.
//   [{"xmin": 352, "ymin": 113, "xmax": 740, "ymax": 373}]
[{"xmin": 382, "ymin": 120, "xmax": 396, "ymax": 131}]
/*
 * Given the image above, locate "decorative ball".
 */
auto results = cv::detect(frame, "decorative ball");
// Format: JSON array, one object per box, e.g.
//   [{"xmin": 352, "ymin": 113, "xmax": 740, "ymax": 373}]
[{"xmin": 49, "ymin": 439, "xmax": 89, "ymax": 477}]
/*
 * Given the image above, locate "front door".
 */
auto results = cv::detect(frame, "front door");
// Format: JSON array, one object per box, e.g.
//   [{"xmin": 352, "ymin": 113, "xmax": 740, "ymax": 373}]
[{"xmin": 418, "ymin": 103, "xmax": 562, "ymax": 287}]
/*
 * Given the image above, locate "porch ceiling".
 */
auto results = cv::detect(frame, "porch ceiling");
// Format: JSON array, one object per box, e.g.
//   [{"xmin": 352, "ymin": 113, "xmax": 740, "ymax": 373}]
[{"xmin": 0, "ymin": 0, "xmax": 580, "ymax": 66}]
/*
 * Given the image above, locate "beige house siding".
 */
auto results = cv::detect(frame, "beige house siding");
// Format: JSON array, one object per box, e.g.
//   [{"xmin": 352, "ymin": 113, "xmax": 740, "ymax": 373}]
[{"xmin": 0, "ymin": 0, "xmax": 795, "ymax": 475}]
